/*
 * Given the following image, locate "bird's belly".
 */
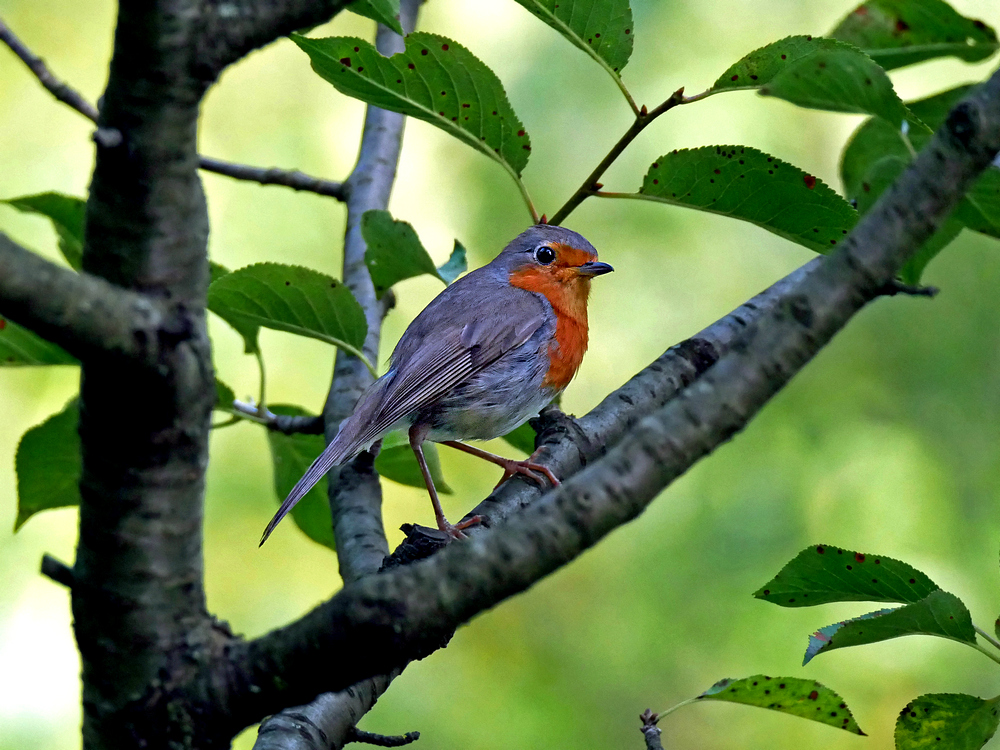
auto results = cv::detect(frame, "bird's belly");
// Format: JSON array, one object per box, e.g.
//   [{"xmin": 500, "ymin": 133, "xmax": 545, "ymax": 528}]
[{"xmin": 417, "ymin": 346, "xmax": 555, "ymax": 443}]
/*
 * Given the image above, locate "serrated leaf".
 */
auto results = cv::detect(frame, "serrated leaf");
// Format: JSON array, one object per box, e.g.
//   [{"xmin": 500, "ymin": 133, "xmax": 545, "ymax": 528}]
[
  {"xmin": 361, "ymin": 210, "xmax": 443, "ymax": 298},
  {"xmin": 638, "ymin": 146, "xmax": 858, "ymax": 253},
  {"xmin": 896, "ymin": 694, "xmax": 1000, "ymax": 750},
  {"xmin": 755, "ymin": 544, "xmax": 939, "ymax": 607},
  {"xmin": 292, "ymin": 32, "xmax": 531, "ymax": 178},
  {"xmin": 215, "ymin": 378, "xmax": 236, "ymax": 412},
  {"xmin": 803, "ymin": 591, "xmax": 977, "ymax": 665},
  {"xmin": 501, "ymin": 422, "xmax": 537, "ymax": 454},
  {"xmin": 511, "ymin": 0, "xmax": 634, "ymax": 76},
  {"xmin": 830, "ymin": 0, "xmax": 999, "ymax": 71},
  {"xmin": 2, "ymin": 192, "xmax": 85, "ymax": 270},
  {"xmin": 266, "ymin": 405, "xmax": 336, "ymax": 550},
  {"xmin": 697, "ymin": 676, "xmax": 865, "ymax": 735},
  {"xmin": 760, "ymin": 43, "xmax": 925, "ymax": 130},
  {"xmin": 374, "ymin": 429, "xmax": 451, "ymax": 493},
  {"xmin": 207, "ymin": 263, "xmax": 367, "ymax": 359},
  {"xmin": 711, "ymin": 35, "xmax": 846, "ymax": 93},
  {"xmin": 209, "ymin": 261, "xmax": 230, "ymax": 284},
  {"xmin": 437, "ymin": 240, "xmax": 467, "ymax": 284},
  {"xmin": 347, "ymin": 0, "xmax": 404, "ymax": 35},
  {"xmin": 0, "ymin": 317, "xmax": 77, "ymax": 366},
  {"xmin": 15, "ymin": 399, "xmax": 81, "ymax": 530}
]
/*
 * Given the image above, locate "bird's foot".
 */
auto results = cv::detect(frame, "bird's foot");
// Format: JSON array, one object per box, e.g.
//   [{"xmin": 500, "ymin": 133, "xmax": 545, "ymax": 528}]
[
  {"xmin": 493, "ymin": 458, "xmax": 560, "ymax": 490},
  {"xmin": 438, "ymin": 514, "xmax": 485, "ymax": 540}
]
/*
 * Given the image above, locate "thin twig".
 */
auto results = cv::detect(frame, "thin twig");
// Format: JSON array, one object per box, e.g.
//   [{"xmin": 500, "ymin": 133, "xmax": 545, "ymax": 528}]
[
  {"xmin": 0, "ymin": 16, "xmax": 347, "ymax": 202},
  {"xmin": 40, "ymin": 554, "xmax": 75, "ymax": 589},
  {"xmin": 639, "ymin": 709, "xmax": 664, "ymax": 750},
  {"xmin": 347, "ymin": 728, "xmax": 420, "ymax": 747},
  {"xmin": 975, "ymin": 624, "xmax": 1000, "ymax": 652},
  {"xmin": 231, "ymin": 400, "xmax": 325, "ymax": 434},
  {"xmin": 548, "ymin": 88, "xmax": 689, "ymax": 226}
]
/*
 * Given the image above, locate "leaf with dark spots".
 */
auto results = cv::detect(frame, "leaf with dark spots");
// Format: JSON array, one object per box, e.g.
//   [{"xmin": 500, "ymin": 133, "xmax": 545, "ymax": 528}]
[
  {"xmin": 347, "ymin": 0, "xmax": 404, "ymax": 36},
  {"xmin": 896, "ymin": 694, "xmax": 1000, "ymax": 750},
  {"xmin": 2, "ymin": 192, "xmax": 86, "ymax": 270},
  {"xmin": 637, "ymin": 146, "xmax": 857, "ymax": 253},
  {"xmin": 755, "ymin": 544, "xmax": 939, "ymax": 606},
  {"xmin": 710, "ymin": 35, "xmax": 846, "ymax": 94},
  {"xmin": 207, "ymin": 262, "xmax": 367, "ymax": 360},
  {"xmin": 803, "ymin": 591, "xmax": 976, "ymax": 665},
  {"xmin": 292, "ymin": 32, "xmax": 530, "ymax": 178},
  {"xmin": 830, "ymin": 0, "xmax": 999, "ymax": 71},
  {"xmin": 15, "ymin": 399, "xmax": 81, "ymax": 530},
  {"xmin": 697, "ymin": 676, "xmax": 865, "ymax": 735}
]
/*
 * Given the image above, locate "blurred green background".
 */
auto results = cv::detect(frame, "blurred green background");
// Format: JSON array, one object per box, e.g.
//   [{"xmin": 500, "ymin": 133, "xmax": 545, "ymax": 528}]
[{"xmin": 2, "ymin": 0, "xmax": 999, "ymax": 747}]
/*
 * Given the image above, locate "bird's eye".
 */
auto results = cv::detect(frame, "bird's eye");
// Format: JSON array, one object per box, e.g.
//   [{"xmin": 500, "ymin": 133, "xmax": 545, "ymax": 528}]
[{"xmin": 534, "ymin": 245, "xmax": 556, "ymax": 265}]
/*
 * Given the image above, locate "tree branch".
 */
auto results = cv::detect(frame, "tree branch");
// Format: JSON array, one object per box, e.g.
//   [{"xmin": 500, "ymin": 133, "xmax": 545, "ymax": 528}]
[
  {"xmin": 219, "ymin": 71, "xmax": 1000, "ymax": 730},
  {"xmin": 0, "ymin": 14, "xmax": 348, "ymax": 202},
  {"xmin": 0, "ymin": 232, "xmax": 187, "ymax": 365}
]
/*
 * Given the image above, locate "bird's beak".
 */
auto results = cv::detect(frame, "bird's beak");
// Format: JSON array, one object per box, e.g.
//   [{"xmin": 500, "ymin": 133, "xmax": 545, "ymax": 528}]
[{"xmin": 576, "ymin": 261, "xmax": 614, "ymax": 277}]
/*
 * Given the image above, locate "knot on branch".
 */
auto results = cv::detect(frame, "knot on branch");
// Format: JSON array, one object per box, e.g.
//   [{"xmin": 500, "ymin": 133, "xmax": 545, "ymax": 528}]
[{"xmin": 530, "ymin": 405, "xmax": 597, "ymax": 462}]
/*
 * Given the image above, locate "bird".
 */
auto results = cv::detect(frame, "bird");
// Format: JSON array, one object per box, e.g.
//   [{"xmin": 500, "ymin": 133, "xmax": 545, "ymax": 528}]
[{"xmin": 260, "ymin": 224, "xmax": 612, "ymax": 544}]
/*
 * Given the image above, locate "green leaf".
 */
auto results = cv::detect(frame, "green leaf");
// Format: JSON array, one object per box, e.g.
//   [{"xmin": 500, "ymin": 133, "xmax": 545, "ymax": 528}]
[
  {"xmin": 292, "ymin": 32, "xmax": 531, "ymax": 178},
  {"xmin": 638, "ymin": 146, "xmax": 858, "ymax": 253},
  {"xmin": 209, "ymin": 261, "xmax": 231, "ymax": 284},
  {"xmin": 760, "ymin": 43, "xmax": 924, "ymax": 130},
  {"xmin": 830, "ymin": 0, "xmax": 999, "ymax": 71},
  {"xmin": 755, "ymin": 544, "xmax": 940, "ymax": 607},
  {"xmin": 266, "ymin": 405, "xmax": 336, "ymax": 550},
  {"xmin": 437, "ymin": 240, "xmax": 467, "ymax": 285},
  {"xmin": 802, "ymin": 590, "xmax": 977, "ymax": 664},
  {"xmin": 896, "ymin": 694, "xmax": 1000, "ymax": 750},
  {"xmin": 15, "ymin": 399, "xmax": 81, "ymax": 530},
  {"xmin": 207, "ymin": 263, "xmax": 367, "ymax": 361},
  {"xmin": 2, "ymin": 192, "xmax": 86, "ymax": 270},
  {"xmin": 347, "ymin": 0, "xmax": 404, "ymax": 35},
  {"xmin": 697, "ymin": 676, "xmax": 865, "ymax": 736},
  {"xmin": 711, "ymin": 35, "xmax": 845, "ymax": 93},
  {"xmin": 0, "ymin": 317, "xmax": 77, "ymax": 366},
  {"xmin": 215, "ymin": 378, "xmax": 236, "ymax": 412},
  {"xmin": 510, "ymin": 0, "xmax": 634, "ymax": 76},
  {"xmin": 374, "ymin": 429, "xmax": 451, "ymax": 493},
  {"xmin": 501, "ymin": 422, "xmax": 537, "ymax": 454},
  {"xmin": 362, "ymin": 210, "xmax": 442, "ymax": 298}
]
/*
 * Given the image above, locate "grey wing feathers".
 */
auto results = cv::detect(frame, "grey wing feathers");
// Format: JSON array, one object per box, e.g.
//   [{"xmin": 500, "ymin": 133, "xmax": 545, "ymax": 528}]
[{"xmin": 259, "ymin": 275, "xmax": 547, "ymax": 545}]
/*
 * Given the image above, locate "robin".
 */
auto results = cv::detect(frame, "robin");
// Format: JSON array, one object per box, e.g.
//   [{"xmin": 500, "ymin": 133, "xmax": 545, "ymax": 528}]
[{"xmin": 260, "ymin": 224, "xmax": 612, "ymax": 543}]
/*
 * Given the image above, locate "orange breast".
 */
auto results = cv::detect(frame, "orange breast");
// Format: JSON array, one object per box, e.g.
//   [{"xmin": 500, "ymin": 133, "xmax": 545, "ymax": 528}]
[{"xmin": 508, "ymin": 261, "xmax": 591, "ymax": 392}]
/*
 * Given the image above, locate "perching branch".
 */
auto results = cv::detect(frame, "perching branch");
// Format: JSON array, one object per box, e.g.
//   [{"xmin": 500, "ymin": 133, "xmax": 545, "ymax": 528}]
[
  {"xmin": 0, "ymin": 232, "xmax": 186, "ymax": 365},
  {"xmin": 0, "ymin": 14, "xmax": 348, "ymax": 202},
  {"xmin": 218, "ymin": 71, "xmax": 1000, "ymax": 730}
]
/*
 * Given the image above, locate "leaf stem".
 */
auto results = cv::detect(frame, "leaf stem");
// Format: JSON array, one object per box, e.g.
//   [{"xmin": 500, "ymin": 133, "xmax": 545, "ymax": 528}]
[
  {"xmin": 548, "ymin": 88, "xmax": 691, "ymax": 226},
  {"xmin": 973, "ymin": 641, "xmax": 1000, "ymax": 667},
  {"xmin": 210, "ymin": 416, "xmax": 241, "ymax": 430},
  {"xmin": 254, "ymin": 348, "xmax": 268, "ymax": 412},
  {"xmin": 508, "ymin": 166, "xmax": 540, "ymax": 224},
  {"xmin": 653, "ymin": 698, "xmax": 699, "ymax": 721},
  {"xmin": 975, "ymin": 624, "xmax": 1000, "ymax": 652}
]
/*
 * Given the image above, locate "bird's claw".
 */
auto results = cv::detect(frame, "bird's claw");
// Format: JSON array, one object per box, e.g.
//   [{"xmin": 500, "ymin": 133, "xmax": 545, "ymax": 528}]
[
  {"xmin": 438, "ymin": 514, "xmax": 485, "ymax": 540},
  {"xmin": 493, "ymin": 459, "xmax": 560, "ymax": 490}
]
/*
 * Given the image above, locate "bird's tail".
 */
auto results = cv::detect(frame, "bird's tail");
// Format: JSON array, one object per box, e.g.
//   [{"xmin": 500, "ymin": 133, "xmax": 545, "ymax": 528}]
[{"xmin": 259, "ymin": 430, "xmax": 358, "ymax": 546}]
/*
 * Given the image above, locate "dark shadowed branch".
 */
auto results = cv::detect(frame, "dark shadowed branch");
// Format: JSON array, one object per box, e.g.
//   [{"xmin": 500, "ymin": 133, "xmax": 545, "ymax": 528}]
[
  {"xmin": 217, "ymin": 72, "xmax": 1000, "ymax": 729},
  {"xmin": 0, "ymin": 14, "xmax": 348, "ymax": 202},
  {"xmin": 0, "ymin": 232, "xmax": 185, "ymax": 364}
]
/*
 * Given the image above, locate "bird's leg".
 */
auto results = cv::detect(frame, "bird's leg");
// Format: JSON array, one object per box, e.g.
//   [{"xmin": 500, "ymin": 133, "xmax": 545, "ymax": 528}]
[
  {"xmin": 441, "ymin": 441, "xmax": 560, "ymax": 490},
  {"xmin": 408, "ymin": 425, "xmax": 482, "ymax": 539}
]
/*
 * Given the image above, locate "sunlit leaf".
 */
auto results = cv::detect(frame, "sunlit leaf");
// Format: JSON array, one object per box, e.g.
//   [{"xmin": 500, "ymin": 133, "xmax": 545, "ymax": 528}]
[
  {"xmin": 760, "ymin": 43, "xmax": 924, "ymax": 130},
  {"xmin": 437, "ymin": 240, "xmax": 467, "ymax": 284},
  {"xmin": 292, "ymin": 32, "xmax": 531, "ymax": 178},
  {"xmin": 0, "ymin": 317, "xmax": 77, "ymax": 366},
  {"xmin": 896, "ymin": 694, "xmax": 1000, "ymax": 750},
  {"xmin": 15, "ymin": 399, "xmax": 81, "ymax": 530},
  {"xmin": 266, "ymin": 405, "xmax": 336, "ymax": 550},
  {"xmin": 697, "ymin": 676, "xmax": 865, "ymax": 735},
  {"xmin": 510, "ymin": 0, "xmax": 634, "ymax": 76},
  {"xmin": 711, "ymin": 35, "xmax": 845, "ymax": 93},
  {"xmin": 501, "ymin": 422, "xmax": 536, "ymax": 454},
  {"xmin": 207, "ymin": 263, "xmax": 367, "ymax": 358},
  {"xmin": 362, "ymin": 210, "xmax": 444, "ymax": 298},
  {"xmin": 802, "ymin": 591, "xmax": 976, "ymax": 664},
  {"xmin": 374, "ymin": 429, "xmax": 451, "ymax": 493},
  {"xmin": 638, "ymin": 146, "xmax": 858, "ymax": 253},
  {"xmin": 347, "ymin": 0, "xmax": 404, "ymax": 35},
  {"xmin": 754, "ymin": 545, "xmax": 939, "ymax": 607},
  {"xmin": 2, "ymin": 192, "xmax": 85, "ymax": 270},
  {"xmin": 830, "ymin": 0, "xmax": 999, "ymax": 71}
]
